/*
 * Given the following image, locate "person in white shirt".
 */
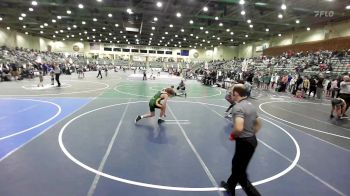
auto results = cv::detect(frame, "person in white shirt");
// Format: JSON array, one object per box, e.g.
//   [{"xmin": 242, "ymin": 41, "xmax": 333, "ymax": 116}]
[
  {"xmin": 96, "ymin": 65, "xmax": 103, "ymax": 79},
  {"xmin": 54, "ymin": 63, "xmax": 61, "ymax": 87}
]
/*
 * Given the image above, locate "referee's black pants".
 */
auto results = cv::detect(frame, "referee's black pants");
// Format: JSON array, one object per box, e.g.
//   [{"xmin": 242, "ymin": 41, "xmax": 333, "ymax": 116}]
[
  {"xmin": 227, "ymin": 136, "xmax": 260, "ymax": 196},
  {"xmin": 55, "ymin": 73, "xmax": 61, "ymax": 87}
]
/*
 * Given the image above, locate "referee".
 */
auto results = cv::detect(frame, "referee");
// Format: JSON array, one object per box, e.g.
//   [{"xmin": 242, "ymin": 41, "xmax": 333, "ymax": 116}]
[{"xmin": 221, "ymin": 84, "xmax": 261, "ymax": 196}]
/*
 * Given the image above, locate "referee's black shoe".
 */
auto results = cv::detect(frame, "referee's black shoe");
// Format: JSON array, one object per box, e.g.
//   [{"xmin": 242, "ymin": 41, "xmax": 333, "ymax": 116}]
[{"xmin": 220, "ymin": 181, "xmax": 232, "ymax": 194}]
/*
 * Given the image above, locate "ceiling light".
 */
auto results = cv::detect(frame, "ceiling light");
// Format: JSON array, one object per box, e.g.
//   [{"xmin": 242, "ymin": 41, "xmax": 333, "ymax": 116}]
[
  {"xmin": 29, "ymin": 8, "xmax": 34, "ymax": 12},
  {"xmin": 154, "ymin": 17, "xmax": 158, "ymax": 21},
  {"xmin": 82, "ymin": 21, "xmax": 86, "ymax": 25},
  {"xmin": 84, "ymin": 31, "xmax": 87, "ymax": 34},
  {"xmin": 165, "ymin": 32, "xmax": 168, "ymax": 34},
  {"xmin": 190, "ymin": 34, "xmax": 193, "ymax": 36},
  {"xmin": 231, "ymin": 39, "xmax": 233, "ymax": 42},
  {"xmin": 78, "ymin": 4, "xmax": 84, "ymax": 9},
  {"xmin": 25, "ymin": 32, "xmax": 28, "ymax": 35},
  {"xmin": 93, "ymin": 18, "xmax": 97, "ymax": 22},
  {"xmin": 19, "ymin": 17, "xmax": 23, "ymax": 21},
  {"xmin": 40, "ymin": 31, "xmax": 43, "ymax": 34},
  {"xmin": 21, "ymin": 13, "xmax": 26, "ymax": 17},
  {"xmin": 239, "ymin": 0, "xmax": 245, "ymax": 5},
  {"xmin": 108, "ymin": 13, "xmax": 113, "ymax": 17},
  {"xmin": 249, "ymin": 24, "xmax": 253, "ymax": 28},
  {"xmin": 176, "ymin": 12, "xmax": 181, "ymax": 17},
  {"xmin": 67, "ymin": 27, "xmax": 71, "ymax": 30},
  {"xmin": 200, "ymin": 26, "xmax": 203, "ymax": 30},
  {"xmin": 175, "ymin": 35, "xmax": 178, "ymax": 37},
  {"xmin": 217, "ymin": 37, "xmax": 220, "ymax": 40},
  {"xmin": 205, "ymin": 31, "xmax": 209, "ymax": 34},
  {"xmin": 57, "ymin": 16, "xmax": 62, "ymax": 19},
  {"xmin": 114, "ymin": 24, "xmax": 119, "ymax": 27},
  {"xmin": 203, "ymin": 7, "xmax": 208, "ymax": 12},
  {"xmin": 307, "ymin": 27, "xmax": 311, "ymax": 31},
  {"xmin": 230, "ymin": 32, "xmax": 234, "ymax": 35},
  {"xmin": 60, "ymin": 30, "xmax": 64, "ymax": 33},
  {"xmin": 181, "ymin": 29, "xmax": 184, "ymax": 32},
  {"xmin": 6, "ymin": 27, "xmax": 10, "ymax": 30},
  {"xmin": 73, "ymin": 25, "xmax": 77, "ymax": 28},
  {"xmin": 245, "ymin": 34, "xmax": 248, "ymax": 37},
  {"xmin": 266, "ymin": 28, "xmax": 269, "ymax": 32},
  {"xmin": 102, "ymin": 27, "xmax": 106, "ymax": 30},
  {"xmin": 296, "ymin": 19, "xmax": 300, "ymax": 24},
  {"xmin": 0, "ymin": 17, "xmax": 2, "ymax": 21},
  {"xmin": 152, "ymin": 26, "xmax": 155, "ymax": 30},
  {"xmin": 189, "ymin": 20, "xmax": 194, "ymax": 24},
  {"xmin": 23, "ymin": 25, "xmax": 26, "ymax": 28},
  {"xmin": 150, "ymin": 33, "xmax": 153, "ymax": 36},
  {"xmin": 241, "ymin": 10, "xmax": 246, "ymax": 15},
  {"xmin": 278, "ymin": 33, "xmax": 282, "ymax": 37},
  {"xmin": 31, "ymin": 1, "xmax": 38, "ymax": 6},
  {"xmin": 127, "ymin": 8, "xmax": 133, "ymax": 14},
  {"xmin": 215, "ymin": 16, "xmax": 219, "ymax": 20},
  {"xmin": 247, "ymin": 19, "xmax": 251, "ymax": 23},
  {"xmin": 196, "ymin": 36, "xmax": 199, "ymax": 39},
  {"xmin": 278, "ymin": 14, "xmax": 283, "ymax": 19},
  {"xmin": 226, "ymin": 28, "xmax": 230, "ymax": 32},
  {"xmin": 281, "ymin": 4, "xmax": 287, "ymax": 10},
  {"xmin": 346, "ymin": 5, "xmax": 350, "ymax": 10},
  {"xmin": 243, "ymin": 42, "xmax": 246, "ymax": 44},
  {"xmin": 67, "ymin": 10, "xmax": 71, "ymax": 14},
  {"xmin": 169, "ymin": 24, "xmax": 173, "ymax": 28},
  {"xmin": 219, "ymin": 23, "xmax": 223, "ymax": 26},
  {"xmin": 156, "ymin": 1, "xmax": 163, "ymax": 7},
  {"xmin": 52, "ymin": 19, "xmax": 56, "ymax": 23},
  {"xmin": 53, "ymin": 35, "xmax": 56, "ymax": 38},
  {"xmin": 40, "ymin": 25, "xmax": 44, "ymax": 28},
  {"xmin": 92, "ymin": 29, "xmax": 96, "ymax": 32}
]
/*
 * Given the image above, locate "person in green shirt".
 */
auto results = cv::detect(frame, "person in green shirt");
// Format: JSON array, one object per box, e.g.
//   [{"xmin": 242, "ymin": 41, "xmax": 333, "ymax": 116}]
[{"xmin": 135, "ymin": 88, "xmax": 176, "ymax": 124}]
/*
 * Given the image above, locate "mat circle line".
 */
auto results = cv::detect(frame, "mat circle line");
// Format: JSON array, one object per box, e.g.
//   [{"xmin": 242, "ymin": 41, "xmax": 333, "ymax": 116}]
[
  {"xmin": 113, "ymin": 84, "xmax": 222, "ymax": 99},
  {"xmin": 58, "ymin": 100, "xmax": 300, "ymax": 192},
  {"xmin": 0, "ymin": 98, "xmax": 61, "ymax": 140},
  {"xmin": 259, "ymin": 101, "xmax": 350, "ymax": 140},
  {"xmin": 22, "ymin": 83, "xmax": 72, "ymax": 90},
  {"xmin": 0, "ymin": 80, "xmax": 110, "ymax": 97}
]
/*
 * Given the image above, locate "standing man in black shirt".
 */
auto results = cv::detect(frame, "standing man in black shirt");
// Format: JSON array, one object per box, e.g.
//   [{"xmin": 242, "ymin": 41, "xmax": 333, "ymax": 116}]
[{"xmin": 221, "ymin": 84, "xmax": 261, "ymax": 196}]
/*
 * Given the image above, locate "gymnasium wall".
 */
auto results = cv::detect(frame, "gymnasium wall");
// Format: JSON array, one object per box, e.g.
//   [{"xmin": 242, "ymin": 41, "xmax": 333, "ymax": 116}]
[{"xmin": 1, "ymin": 18, "xmax": 350, "ymax": 60}]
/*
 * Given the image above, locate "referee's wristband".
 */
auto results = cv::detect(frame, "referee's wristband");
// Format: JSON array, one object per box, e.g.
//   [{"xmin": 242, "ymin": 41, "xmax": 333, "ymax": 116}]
[{"xmin": 229, "ymin": 132, "xmax": 235, "ymax": 141}]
